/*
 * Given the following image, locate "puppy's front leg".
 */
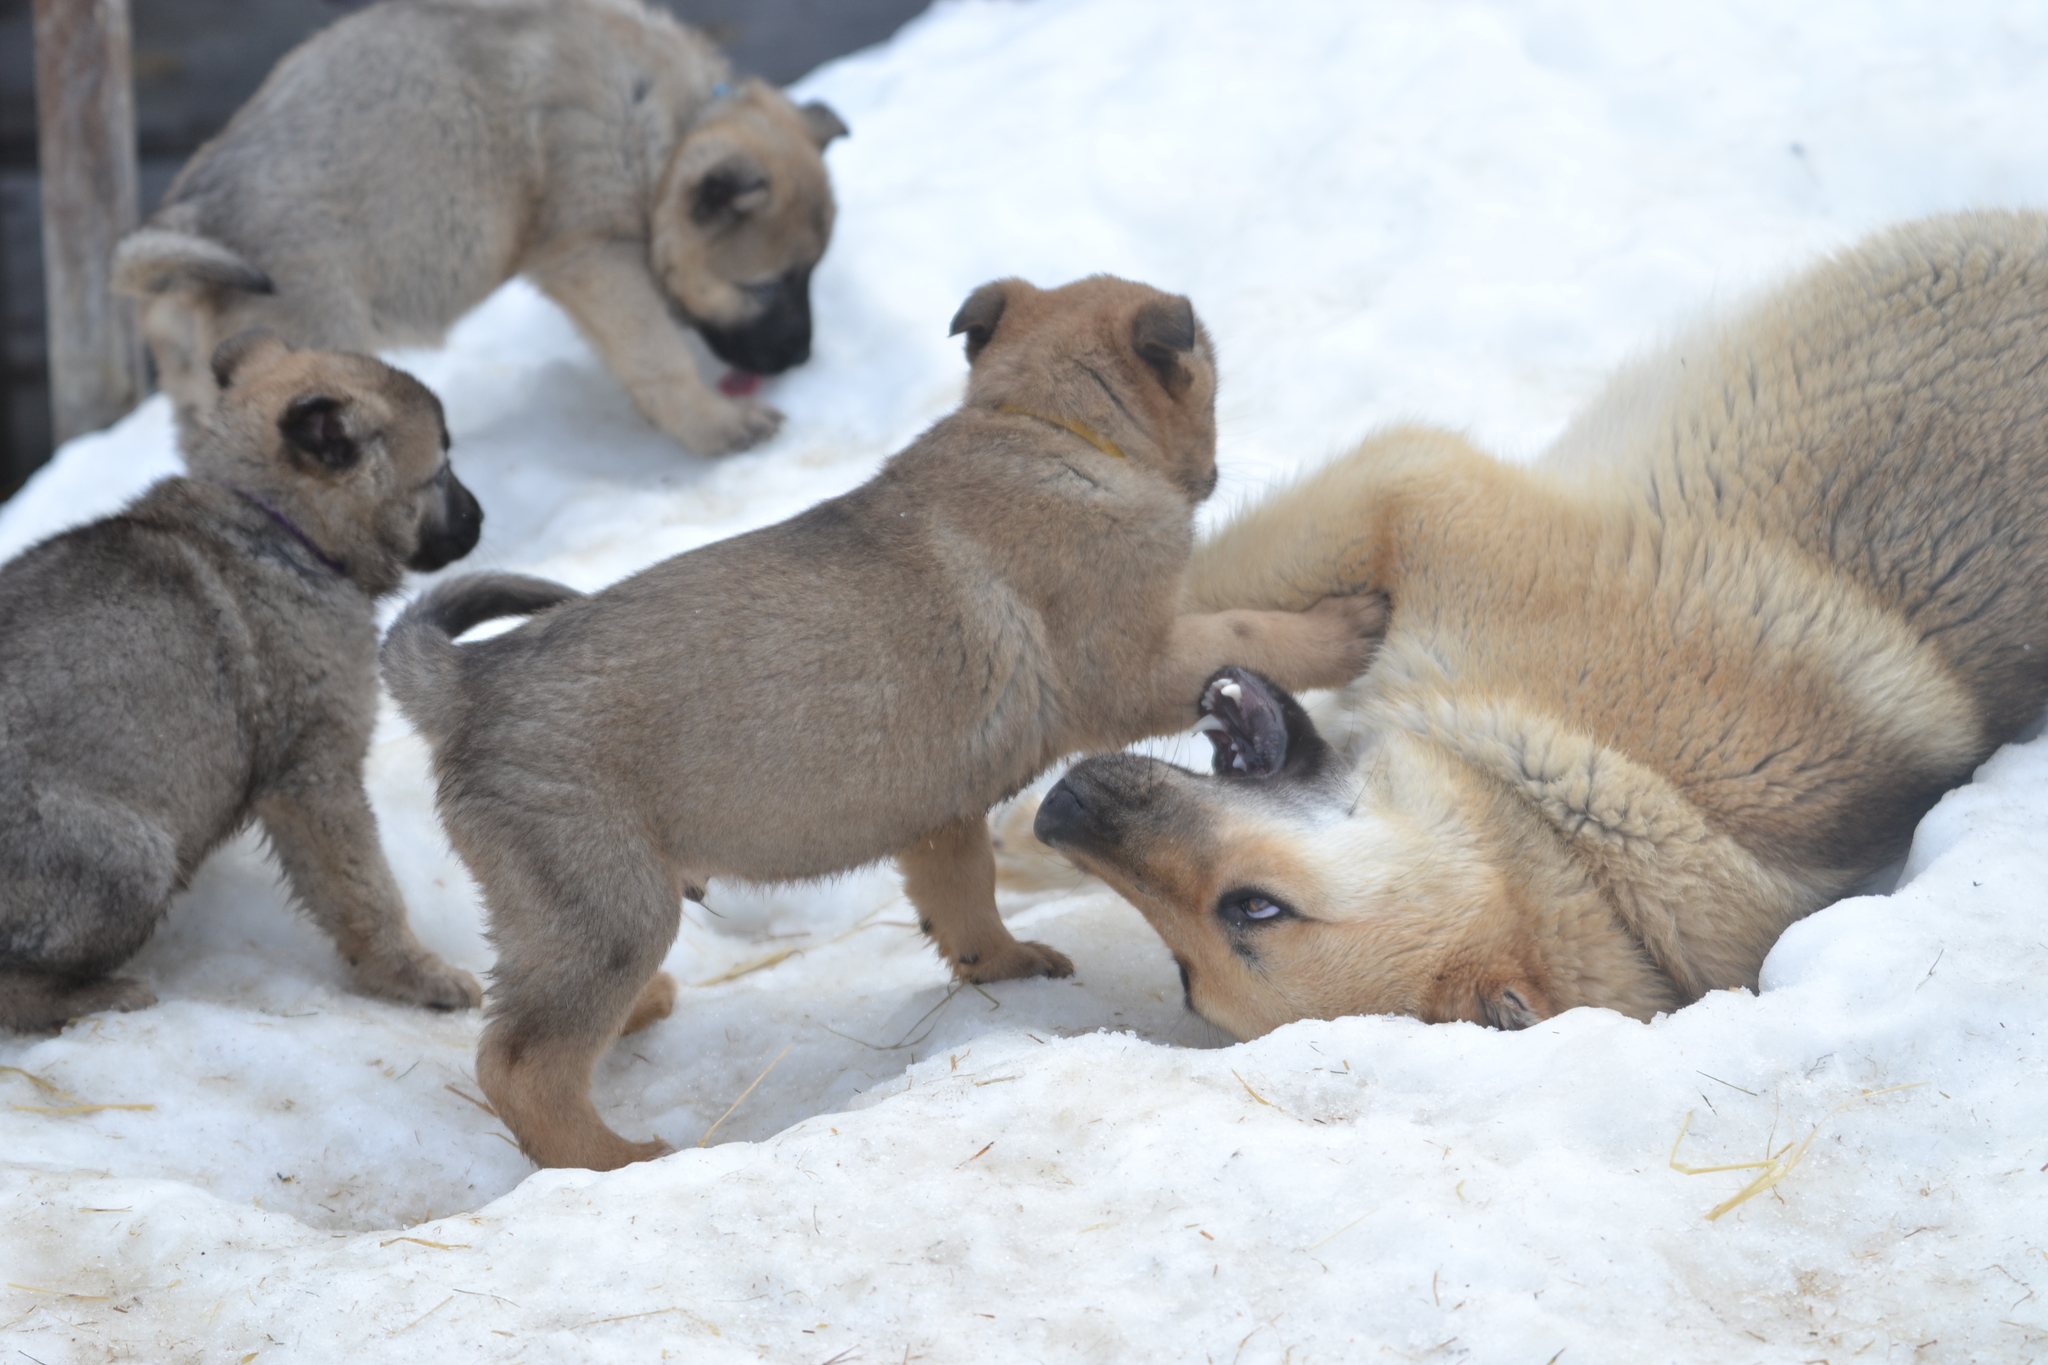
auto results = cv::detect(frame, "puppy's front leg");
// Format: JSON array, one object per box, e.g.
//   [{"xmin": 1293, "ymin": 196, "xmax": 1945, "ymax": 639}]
[
  {"xmin": 528, "ymin": 239, "xmax": 782, "ymax": 456},
  {"xmin": 255, "ymin": 780, "xmax": 482, "ymax": 1011},
  {"xmin": 1137, "ymin": 593, "xmax": 1389, "ymax": 735},
  {"xmin": 898, "ymin": 816, "xmax": 1073, "ymax": 983}
]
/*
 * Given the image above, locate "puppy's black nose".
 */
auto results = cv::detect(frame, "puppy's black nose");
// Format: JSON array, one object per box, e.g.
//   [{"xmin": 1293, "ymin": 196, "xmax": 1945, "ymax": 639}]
[{"xmin": 1034, "ymin": 779, "xmax": 1087, "ymax": 846}]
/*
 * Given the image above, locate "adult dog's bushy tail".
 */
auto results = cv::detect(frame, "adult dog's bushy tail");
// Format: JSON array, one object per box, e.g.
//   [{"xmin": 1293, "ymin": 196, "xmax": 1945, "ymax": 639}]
[{"xmin": 381, "ymin": 574, "xmax": 582, "ymax": 745}]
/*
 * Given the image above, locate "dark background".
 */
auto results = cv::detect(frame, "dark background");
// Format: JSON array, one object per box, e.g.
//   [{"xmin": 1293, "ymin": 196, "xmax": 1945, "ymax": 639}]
[{"xmin": 0, "ymin": 0, "xmax": 931, "ymax": 498}]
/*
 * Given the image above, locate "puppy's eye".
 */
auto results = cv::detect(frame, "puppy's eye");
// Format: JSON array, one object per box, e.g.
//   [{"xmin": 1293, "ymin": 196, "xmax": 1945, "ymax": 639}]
[{"xmin": 1218, "ymin": 891, "xmax": 1293, "ymax": 928}]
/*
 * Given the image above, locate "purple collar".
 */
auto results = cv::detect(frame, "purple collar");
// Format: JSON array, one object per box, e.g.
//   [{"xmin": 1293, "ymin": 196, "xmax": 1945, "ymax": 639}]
[{"xmin": 233, "ymin": 489, "xmax": 349, "ymax": 578}]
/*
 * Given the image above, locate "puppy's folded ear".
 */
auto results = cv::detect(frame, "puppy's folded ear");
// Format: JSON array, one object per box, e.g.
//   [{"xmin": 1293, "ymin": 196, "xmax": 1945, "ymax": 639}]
[
  {"xmin": 949, "ymin": 281, "xmax": 1010, "ymax": 363},
  {"xmin": 280, "ymin": 395, "xmax": 361, "ymax": 472},
  {"xmin": 690, "ymin": 150, "xmax": 772, "ymax": 224},
  {"xmin": 1132, "ymin": 296, "xmax": 1198, "ymax": 397},
  {"xmin": 211, "ymin": 329, "xmax": 289, "ymax": 390},
  {"xmin": 799, "ymin": 101, "xmax": 848, "ymax": 148}
]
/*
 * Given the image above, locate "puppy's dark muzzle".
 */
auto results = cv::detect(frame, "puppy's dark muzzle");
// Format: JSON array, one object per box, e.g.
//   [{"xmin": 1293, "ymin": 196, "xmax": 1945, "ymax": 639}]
[
  {"xmin": 409, "ymin": 473, "xmax": 483, "ymax": 573},
  {"xmin": 698, "ymin": 267, "xmax": 814, "ymax": 375}
]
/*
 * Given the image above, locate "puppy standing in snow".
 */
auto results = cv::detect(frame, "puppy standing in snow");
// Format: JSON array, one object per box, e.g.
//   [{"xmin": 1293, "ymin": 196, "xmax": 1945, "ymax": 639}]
[
  {"xmin": 113, "ymin": 0, "xmax": 846, "ymax": 457},
  {"xmin": 1038, "ymin": 212, "xmax": 2048, "ymax": 1040},
  {"xmin": 0, "ymin": 335, "xmax": 484, "ymax": 1032},
  {"xmin": 382, "ymin": 276, "xmax": 1386, "ymax": 1170}
]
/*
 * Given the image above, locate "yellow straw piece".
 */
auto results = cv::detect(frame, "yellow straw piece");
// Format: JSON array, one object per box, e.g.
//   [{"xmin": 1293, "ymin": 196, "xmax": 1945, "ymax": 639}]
[{"xmin": 1670, "ymin": 1082, "xmax": 1925, "ymax": 1220}]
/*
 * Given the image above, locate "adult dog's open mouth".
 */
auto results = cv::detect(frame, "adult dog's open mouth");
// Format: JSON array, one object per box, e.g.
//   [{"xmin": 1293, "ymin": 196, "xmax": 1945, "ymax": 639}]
[{"xmin": 1194, "ymin": 667, "xmax": 1289, "ymax": 778}]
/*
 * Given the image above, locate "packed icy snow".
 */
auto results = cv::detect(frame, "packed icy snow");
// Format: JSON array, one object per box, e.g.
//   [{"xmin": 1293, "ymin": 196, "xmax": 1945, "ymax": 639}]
[{"xmin": 4, "ymin": 0, "xmax": 2046, "ymax": 1360}]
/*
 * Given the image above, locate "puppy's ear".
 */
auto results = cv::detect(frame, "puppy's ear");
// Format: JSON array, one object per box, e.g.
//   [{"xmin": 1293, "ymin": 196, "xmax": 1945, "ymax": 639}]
[
  {"xmin": 949, "ymin": 282, "xmax": 1009, "ymax": 364},
  {"xmin": 690, "ymin": 150, "xmax": 772, "ymax": 225},
  {"xmin": 1480, "ymin": 980, "xmax": 1550, "ymax": 1031},
  {"xmin": 799, "ymin": 101, "xmax": 848, "ymax": 148},
  {"xmin": 1132, "ymin": 296, "xmax": 1198, "ymax": 397},
  {"xmin": 280, "ymin": 395, "xmax": 361, "ymax": 472},
  {"xmin": 210, "ymin": 329, "xmax": 289, "ymax": 389}
]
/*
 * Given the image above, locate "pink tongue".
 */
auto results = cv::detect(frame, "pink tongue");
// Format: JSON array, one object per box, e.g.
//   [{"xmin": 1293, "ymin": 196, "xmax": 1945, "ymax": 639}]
[{"xmin": 718, "ymin": 371, "xmax": 761, "ymax": 397}]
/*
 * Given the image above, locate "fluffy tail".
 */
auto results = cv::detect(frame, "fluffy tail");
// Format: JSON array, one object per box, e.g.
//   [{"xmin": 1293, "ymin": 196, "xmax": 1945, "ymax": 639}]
[
  {"xmin": 1185, "ymin": 425, "xmax": 1480, "ymax": 613},
  {"xmin": 380, "ymin": 573, "xmax": 582, "ymax": 745},
  {"xmin": 112, "ymin": 227, "xmax": 274, "ymax": 296}
]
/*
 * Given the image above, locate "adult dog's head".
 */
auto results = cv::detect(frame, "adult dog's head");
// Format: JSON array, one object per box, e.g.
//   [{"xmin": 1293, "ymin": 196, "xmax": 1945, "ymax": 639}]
[
  {"xmin": 1036, "ymin": 667, "xmax": 1649, "ymax": 1039},
  {"xmin": 651, "ymin": 80, "xmax": 847, "ymax": 376},
  {"xmin": 187, "ymin": 331, "xmax": 483, "ymax": 597}
]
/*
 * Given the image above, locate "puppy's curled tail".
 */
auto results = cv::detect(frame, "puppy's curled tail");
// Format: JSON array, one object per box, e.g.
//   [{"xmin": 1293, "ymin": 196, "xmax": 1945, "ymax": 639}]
[
  {"xmin": 381, "ymin": 573, "xmax": 582, "ymax": 745},
  {"xmin": 112, "ymin": 227, "xmax": 274, "ymax": 296}
]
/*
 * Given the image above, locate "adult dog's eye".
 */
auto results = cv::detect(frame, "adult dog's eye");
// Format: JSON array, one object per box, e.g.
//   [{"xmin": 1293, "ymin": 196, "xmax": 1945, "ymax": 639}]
[{"xmin": 1218, "ymin": 891, "xmax": 1293, "ymax": 928}]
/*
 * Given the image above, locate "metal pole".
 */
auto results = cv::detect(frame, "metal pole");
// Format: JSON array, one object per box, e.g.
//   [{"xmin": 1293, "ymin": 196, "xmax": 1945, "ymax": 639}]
[{"xmin": 33, "ymin": 0, "xmax": 146, "ymax": 446}]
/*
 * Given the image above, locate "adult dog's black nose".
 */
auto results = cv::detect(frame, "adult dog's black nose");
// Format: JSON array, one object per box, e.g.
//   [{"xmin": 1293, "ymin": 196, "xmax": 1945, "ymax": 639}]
[{"xmin": 1033, "ymin": 778, "xmax": 1088, "ymax": 846}]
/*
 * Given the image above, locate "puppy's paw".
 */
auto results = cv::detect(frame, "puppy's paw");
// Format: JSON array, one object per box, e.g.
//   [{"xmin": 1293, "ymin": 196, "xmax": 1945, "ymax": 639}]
[
  {"xmin": 619, "ymin": 971, "xmax": 677, "ymax": 1036},
  {"xmin": 352, "ymin": 950, "xmax": 484, "ymax": 1013},
  {"xmin": 953, "ymin": 939, "xmax": 1075, "ymax": 983},
  {"xmin": 679, "ymin": 397, "xmax": 784, "ymax": 456},
  {"xmin": 1299, "ymin": 591, "xmax": 1390, "ymax": 683}
]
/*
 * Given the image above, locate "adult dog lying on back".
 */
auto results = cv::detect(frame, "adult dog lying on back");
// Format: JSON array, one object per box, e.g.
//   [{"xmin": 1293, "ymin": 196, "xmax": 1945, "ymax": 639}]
[{"xmin": 1037, "ymin": 211, "xmax": 2048, "ymax": 1039}]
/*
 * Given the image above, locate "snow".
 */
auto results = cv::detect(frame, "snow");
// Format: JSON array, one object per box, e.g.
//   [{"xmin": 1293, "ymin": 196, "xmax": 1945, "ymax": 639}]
[{"xmin": 5, "ymin": 0, "xmax": 2047, "ymax": 1359}]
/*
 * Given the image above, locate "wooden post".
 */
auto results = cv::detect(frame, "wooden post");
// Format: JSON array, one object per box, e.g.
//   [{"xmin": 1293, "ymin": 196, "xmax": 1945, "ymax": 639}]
[{"xmin": 33, "ymin": 0, "xmax": 146, "ymax": 445}]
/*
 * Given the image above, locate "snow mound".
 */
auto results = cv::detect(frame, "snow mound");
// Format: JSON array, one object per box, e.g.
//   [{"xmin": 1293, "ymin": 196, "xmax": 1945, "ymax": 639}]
[{"xmin": 4, "ymin": 0, "xmax": 2046, "ymax": 1359}]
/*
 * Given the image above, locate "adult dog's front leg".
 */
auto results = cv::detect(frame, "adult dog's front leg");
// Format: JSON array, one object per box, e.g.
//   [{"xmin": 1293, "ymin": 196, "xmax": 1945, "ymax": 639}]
[
  {"xmin": 255, "ymin": 780, "xmax": 481, "ymax": 1011},
  {"xmin": 898, "ymin": 816, "xmax": 1073, "ymax": 982},
  {"xmin": 529, "ymin": 239, "xmax": 782, "ymax": 456},
  {"xmin": 1135, "ymin": 593, "xmax": 1389, "ymax": 735}
]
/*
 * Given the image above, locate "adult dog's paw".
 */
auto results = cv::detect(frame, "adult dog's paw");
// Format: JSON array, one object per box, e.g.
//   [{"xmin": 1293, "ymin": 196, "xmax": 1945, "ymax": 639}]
[{"xmin": 1302, "ymin": 591, "xmax": 1390, "ymax": 682}]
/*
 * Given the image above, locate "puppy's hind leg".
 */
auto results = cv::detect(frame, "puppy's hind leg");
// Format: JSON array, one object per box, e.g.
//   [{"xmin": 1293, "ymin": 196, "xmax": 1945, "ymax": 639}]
[
  {"xmin": 0, "ymin": 797, "xmax": 171, "ymax": 1033},
  {"xmin": 466, "ymin": 822, "xmax": 682, "ymax": 1170},
  {"xmin": 898, "ymin": 816, "xmax": 1074, "ymax": 983}
]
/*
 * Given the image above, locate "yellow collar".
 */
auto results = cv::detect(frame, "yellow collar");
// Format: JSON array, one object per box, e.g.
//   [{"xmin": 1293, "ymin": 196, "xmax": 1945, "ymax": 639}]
[{"xmin": 996, "ymin": 403, "xmax": 1127, "ymax": 460}]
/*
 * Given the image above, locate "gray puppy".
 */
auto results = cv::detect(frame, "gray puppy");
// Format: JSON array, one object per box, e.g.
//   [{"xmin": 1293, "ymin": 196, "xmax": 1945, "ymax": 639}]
[
  {"xmin": 382, "ymin": 275, "xmax": 1387, "ymax": 1170},
  {"xmin": 0, "ymin": 334, "xmax": 485, "ymax": 1033},
  {"xmin": 113, "ymin": 0, "xmax": 847, "ymax": 456}
]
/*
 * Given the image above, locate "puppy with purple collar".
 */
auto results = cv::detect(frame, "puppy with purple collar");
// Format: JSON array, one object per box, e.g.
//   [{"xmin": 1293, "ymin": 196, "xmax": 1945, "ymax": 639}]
[{"xmin": 0, "ymin": 332, "xmax": 484, "ymax": 1032}]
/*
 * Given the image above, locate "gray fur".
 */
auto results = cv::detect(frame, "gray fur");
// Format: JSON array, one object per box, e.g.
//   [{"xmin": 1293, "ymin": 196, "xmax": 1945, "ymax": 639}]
[
  {"xmin": 114, "ymin": 0, "xmax": 846, "ymax": 456},
  {"xmin": 0, "ymin": 338, "xmax": 485, "ymax": 1033}
]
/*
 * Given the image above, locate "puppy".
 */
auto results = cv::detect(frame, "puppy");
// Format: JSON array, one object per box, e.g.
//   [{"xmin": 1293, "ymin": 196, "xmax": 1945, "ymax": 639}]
[
  {"xmin": 0, "ymin": 333, "xmax": 485, "ymax": 1033},
  {"xmin": 381, "ymin": 275, "xmax": 1386, "ymax": 1169},
  {"xmin": 1038, "ymin": 211, "xmax": 2048, "ymax": 1040},
  {"xmin": 113, "ymin": 0, "xmax": 846, "ymax": 456}
]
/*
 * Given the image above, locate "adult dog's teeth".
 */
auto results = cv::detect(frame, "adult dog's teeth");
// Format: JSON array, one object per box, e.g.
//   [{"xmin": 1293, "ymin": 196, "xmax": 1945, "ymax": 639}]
[
  {"xmin": 1233, "ymin": 753, "xmax": 1247, "ymax": 771},
  {"xmin": 1194, "ymin": 714, "xmax": 1226, "ymax": 733},
  {"xmin": 1220, "ymin": 681, "xmax": 1243, "ymax": 701}
]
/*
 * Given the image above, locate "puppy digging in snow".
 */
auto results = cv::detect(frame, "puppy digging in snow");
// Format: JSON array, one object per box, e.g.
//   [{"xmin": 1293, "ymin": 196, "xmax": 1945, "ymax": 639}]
[
  {"xmin": 383, "ymin": 275, "xmax": 1385, "ymax": 1169},
  {"xmin": 113, "ymin": 0, "xmax": 845, "ymax": 456},
  {"xmin": 0, "ymin": 334, "xmax": 484, "ymax": 1032},
  {"xmin": 1038, "ymin": 211, "xmax": 2048, "ymax": 1041}
]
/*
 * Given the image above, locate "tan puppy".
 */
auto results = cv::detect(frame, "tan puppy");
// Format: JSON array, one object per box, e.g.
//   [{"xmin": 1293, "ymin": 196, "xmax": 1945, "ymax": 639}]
[
  {"xmin": 113, "ymin": 0, "xmax": 845, "ymax": 456},
  {"xmin": 0, "ymin": 334, "xmax": 484, "ymax": 1031},
  {"xmin": 1038, "ymin": 211, "xmax": 2048, "ymax": 1039},
  {"xmin": 381, "ymin": 276, "xmax": 1385, "ymax": 1168}
]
